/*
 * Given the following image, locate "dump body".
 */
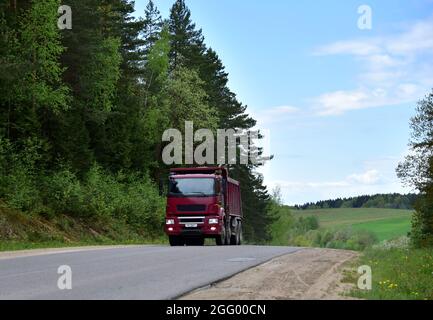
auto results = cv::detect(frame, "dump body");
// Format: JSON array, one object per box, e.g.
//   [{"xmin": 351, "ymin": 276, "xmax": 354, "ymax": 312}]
[{"xmin": 164, "ymin": 167, "xmax": 242, "ymax": 246}]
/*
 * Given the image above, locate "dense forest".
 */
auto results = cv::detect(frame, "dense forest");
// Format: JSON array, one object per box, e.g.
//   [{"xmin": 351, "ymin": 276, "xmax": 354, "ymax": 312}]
[
  {"xmin": 0, "ymin": 0, "xmax": 274, "ymax": 243},
  {"xmin": 294, "ymin": 193, "xmax": 418, "ymax": 210}
]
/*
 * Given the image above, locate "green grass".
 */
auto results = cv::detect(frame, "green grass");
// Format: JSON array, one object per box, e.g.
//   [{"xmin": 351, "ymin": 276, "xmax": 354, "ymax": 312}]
[
  {"xmin": 348, "ymin": 247, "xmax": 433, "ymax": 300},
  {"xmin": 294, "ymin": 208, "xmax": 412, "ymax": 241},
  {"xmin": 352, "ymin": 216, "xmax": 411, "ymax": 241}
]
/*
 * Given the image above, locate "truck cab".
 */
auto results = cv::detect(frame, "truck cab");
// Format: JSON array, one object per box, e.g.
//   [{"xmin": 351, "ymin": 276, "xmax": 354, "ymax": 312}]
[{"xmin": 164, "ymin": 167, "xmax": 242, "ymax": 246}]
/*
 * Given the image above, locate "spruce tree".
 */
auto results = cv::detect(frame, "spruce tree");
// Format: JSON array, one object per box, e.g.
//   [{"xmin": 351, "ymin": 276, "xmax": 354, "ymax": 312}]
[
  {"xmin": 168, "ymin": 0, "xmax": 205, "ymax": 69},
  {"xmin": 142, "ymin": 0, "xmax": 163, "ymax": 53}
]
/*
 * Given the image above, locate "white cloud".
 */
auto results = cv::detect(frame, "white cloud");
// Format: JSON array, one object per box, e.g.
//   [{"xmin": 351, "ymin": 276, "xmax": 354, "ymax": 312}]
[
  {"xmin": 315, "ymin": 89, "xmax": 369, "ymax": 116},
  {"xmin": 267, "ymin": 155, "xmax": 414, "ymax": 204},
  {"xmin": 387, "ymin": 20, "xmax": 433, "ymax": 54},
  {"xmin": 269, "ymin": 105, "xmax": 299, "ymax": 114},
  {"xmin": 251, "ymin": 105, "xmax": 300, "ymax": 126},
  {"xmin": 315, "ymin": 18, "xmax": 433, "ymax": 57},
  {"xmin": 270, "ymin": 169, "xmax": 382, "ymax": 192},
  {"xmin": 313, "ymin": 16, "xmax": 433, "ymax": 116},
  {"xmin": 314, "ymin": 85, "xmax": 423, "ymax": 116},
  {"xmin": 270, "ymin": 180, "xmax": 350, "ymax": 190},
  {"xmin": 314, "ymin": 39, "xmax": 380, "ymax": 56},
  {"xmin": 348, "ymin": 169, "xmax": 380, "ymax": 185}
]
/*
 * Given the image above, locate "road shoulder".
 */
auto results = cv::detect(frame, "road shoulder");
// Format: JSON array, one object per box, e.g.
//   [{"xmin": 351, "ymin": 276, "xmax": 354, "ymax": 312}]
[
  {"xmin": 180, "ymin": 248, "xmax": 359, "ymax": 300},
  {"xmin": 0, "ymin": 245, "xmax": 145, "ymax": 260}
]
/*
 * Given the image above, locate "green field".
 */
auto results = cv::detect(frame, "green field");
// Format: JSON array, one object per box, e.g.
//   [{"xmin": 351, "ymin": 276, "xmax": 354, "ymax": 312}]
[{"xmin": 294, "ymin": 208, "xmax": 412, "ymax": 241}]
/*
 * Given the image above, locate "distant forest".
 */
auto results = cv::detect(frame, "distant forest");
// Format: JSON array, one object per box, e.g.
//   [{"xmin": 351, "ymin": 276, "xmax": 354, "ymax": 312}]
[{"xmin": 294, "ymin": 193, "xmax": 418, "ymax": 210}]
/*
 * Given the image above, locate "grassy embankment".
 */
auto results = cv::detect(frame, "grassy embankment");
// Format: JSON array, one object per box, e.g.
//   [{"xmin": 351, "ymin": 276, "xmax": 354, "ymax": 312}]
[
  {"xmin": 346, "ymin": 246, "xmax": 433, "ymax": 300},
  {"xmin": 0, "ymin": 203, "xmax": 166, "ymax": 252},
  {"xmin": 288, "ymin": 208, "xmax": 432, "ymax": 300}
]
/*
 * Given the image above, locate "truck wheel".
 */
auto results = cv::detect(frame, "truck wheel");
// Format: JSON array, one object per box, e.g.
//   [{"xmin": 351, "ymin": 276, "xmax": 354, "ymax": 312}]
[
  {"xmin": 216, "ymin": 224, "xmax": 226, "ymax": 246},
  {"xmin": 237, "ymin": 223, "xmax": 242, "ymax": 245},
  {"xmin": 169, "ymin": 236, "xmax": 184, "ymax": 246},
  {"xmin": 225, "ymin": 221, "xmax": 232, "ymax": 245},
  {"xmin": 230, "ymin": 221, "xmax": 240, "ymax": 245},
  {"xmin": 230, "ymin": 226, "xmax": 238, "ymax": 245}
]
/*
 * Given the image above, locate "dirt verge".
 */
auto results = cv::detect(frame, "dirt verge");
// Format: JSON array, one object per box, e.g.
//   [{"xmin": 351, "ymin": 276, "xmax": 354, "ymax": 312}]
[{"xmin": 180, "ymin": 248, "xmax": 359, "ymax": 300}]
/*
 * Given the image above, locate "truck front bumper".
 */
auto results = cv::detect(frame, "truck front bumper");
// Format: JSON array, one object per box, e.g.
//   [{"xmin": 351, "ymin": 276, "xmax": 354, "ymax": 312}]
[{"xmin": 165, "ymin": 223, "xmax": 221, "ymax": 237}]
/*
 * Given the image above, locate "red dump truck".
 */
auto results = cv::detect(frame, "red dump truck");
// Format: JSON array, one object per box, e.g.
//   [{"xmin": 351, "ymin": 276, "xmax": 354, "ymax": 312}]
[{"xmin": 164, "ymin": 167, "xmax": 242, "ymax": 246}]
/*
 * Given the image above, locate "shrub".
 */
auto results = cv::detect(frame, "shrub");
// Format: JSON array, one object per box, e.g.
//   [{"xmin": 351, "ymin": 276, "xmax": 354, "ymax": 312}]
[
  {"xmin": 42, "ymin": 168, "xmax": 84, "ymax": 215},
  {"xmin": 285, "ymin": 215, "xmax": 379, "ymax": 250},
  {"xmin": 410, "ymin": 195, "xmax": 433, "ymax": 248},
  {"xmin": 83, "ymin": 164, "xmax": 122, "ymax": 218},
  {"xmin": 269, "ymin": 204, "xmax": 294, "ymax": 246},
  {"xmin": 1, "ymin": 141, "xmax": 166, "ymax": 238},
  {"xmin": 80, "ymin": 164, "xmax": 165, "ymax": 236},
  {"xmin": 296, "ymin": 216, "xmax": 319, "ymax": 232},
  {"xmin": 313, "ymin": 227, "xmax": 378, "ymax": 251},
  {"xmin": 374, "ymin": 236, "xmax": 410, "ymax": 250},
  {"xmin": 0, "ymin": 137, "xmax": 44, "ymax": 212}
]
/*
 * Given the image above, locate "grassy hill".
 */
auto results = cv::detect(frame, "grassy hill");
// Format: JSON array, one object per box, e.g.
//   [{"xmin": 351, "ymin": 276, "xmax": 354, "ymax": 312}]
[{"xmin": 294, "ymin": 208, "xmax": 412, "ymax": 241}]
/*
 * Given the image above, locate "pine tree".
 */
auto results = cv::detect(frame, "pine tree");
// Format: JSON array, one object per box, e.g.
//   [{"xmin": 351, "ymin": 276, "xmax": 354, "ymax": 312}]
[
  {"xmin": 142, "ymin": 0, "xmax": 163, "ymax": 53},
  {"xmin": 168, "ymin": 0, "xmax": 205, "ymax": 69},
  {"xmin": 0, "ymin": 0, "xmax": 69, "ymax": 145},
  {"xmin": 166, "ymin": 0, "xmax": 273, "ymax": 243}
]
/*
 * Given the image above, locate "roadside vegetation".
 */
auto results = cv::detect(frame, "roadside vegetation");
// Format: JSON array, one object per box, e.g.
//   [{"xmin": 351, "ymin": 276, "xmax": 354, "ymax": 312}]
[
  {"xmin": 0, "ymin": 0, "xmax": 275, "ymax": 248},
  {"xmin": 269, "ymin": 90, "xmax": 433, "ymax": 300},
  {"xmin": 269, "ymin": 197, "xmax": 409, "ymax": 251},
  {"xmin": 269, "ymin": 198, "xmax": 432, "ymax": 300},
  {"xmin": 346, "ymin": 243, "xmax": 433, "ymax": 300},
  {"xmin": 0, "ymin": 202, "xmax": 167, "ymax": 252}
]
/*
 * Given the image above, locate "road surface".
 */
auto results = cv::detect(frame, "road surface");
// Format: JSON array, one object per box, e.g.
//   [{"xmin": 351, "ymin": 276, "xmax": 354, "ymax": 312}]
[{"xmin": 0, "ymin": 245, "xmax": 299, "ymax": 300}]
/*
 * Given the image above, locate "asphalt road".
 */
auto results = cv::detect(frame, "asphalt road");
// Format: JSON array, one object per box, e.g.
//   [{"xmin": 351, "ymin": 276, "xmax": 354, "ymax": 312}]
[{"xmin": 0, "ymin": 245, "xmax": 299, "ymax": 300}]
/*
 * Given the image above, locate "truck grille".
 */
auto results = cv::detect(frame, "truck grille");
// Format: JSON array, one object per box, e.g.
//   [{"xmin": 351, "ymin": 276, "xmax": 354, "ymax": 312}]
[
  {"xmin": 178, "ymin": 216, "xmax": 205, "ymax": 225},
  {"xmin": 177, "ymin": 204, "xmax": 206, "ymax": 212}
]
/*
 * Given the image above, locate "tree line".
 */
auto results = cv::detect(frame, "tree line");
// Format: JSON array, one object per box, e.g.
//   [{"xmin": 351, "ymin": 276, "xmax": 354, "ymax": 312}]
[
  {"xmin": 294, "ymin": 193, "xmax": 418, "ymax": 211},
  {"xmin": 0, "ymin": 0, "xmax": 274, "ymax": 243}
]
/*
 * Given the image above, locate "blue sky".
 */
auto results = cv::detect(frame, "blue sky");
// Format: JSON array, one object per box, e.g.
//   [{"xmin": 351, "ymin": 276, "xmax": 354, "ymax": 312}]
[{"xmin": 134, "ymin": 0, "xmax": 433, "ymax": 204}]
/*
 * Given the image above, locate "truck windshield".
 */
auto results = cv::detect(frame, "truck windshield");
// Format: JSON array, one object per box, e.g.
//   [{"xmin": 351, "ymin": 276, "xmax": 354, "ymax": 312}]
[{"xmin": 169, "ymin": 178, "xmax": 215, "ymax": 197}]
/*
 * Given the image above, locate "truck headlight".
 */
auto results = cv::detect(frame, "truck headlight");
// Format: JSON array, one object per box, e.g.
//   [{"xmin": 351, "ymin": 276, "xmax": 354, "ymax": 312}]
[
  {"xmin": 208, "ymin": 218, "xmax": 219, "ymax": 225},
  {"xmin": 166, "ymin": 219, "xmax": 175, "ymax": 225}
]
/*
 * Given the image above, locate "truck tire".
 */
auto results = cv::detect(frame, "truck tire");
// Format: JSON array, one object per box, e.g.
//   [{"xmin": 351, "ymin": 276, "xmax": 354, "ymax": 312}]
[
  {"xmin": 225, "ymin": 220, "xmax": 232, "ymax": 245},
  {"xmin": 229, "ymin": 219, "xmax": 236, "ymax": 245},
  {"xmin": 230, "ymin": 234, "xmax": 237, "ymax": 245},
  {"xmin": 216, "ymin": 223, "xmax": 226, "ymax": 246},
  {"xmin": 230, "ymin": 229, "xmax": 237, "ymax": 245},
  {"xmin": 237, "ymin": 222, "xmax": 242, "ymax": 245},
  {"xmin": 169, "ymin": 236, "xmax": 184, "ymax": 246},
  {"xmin": 230, "ymin": 220, "xmax": 241, "ymax": 245}
]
